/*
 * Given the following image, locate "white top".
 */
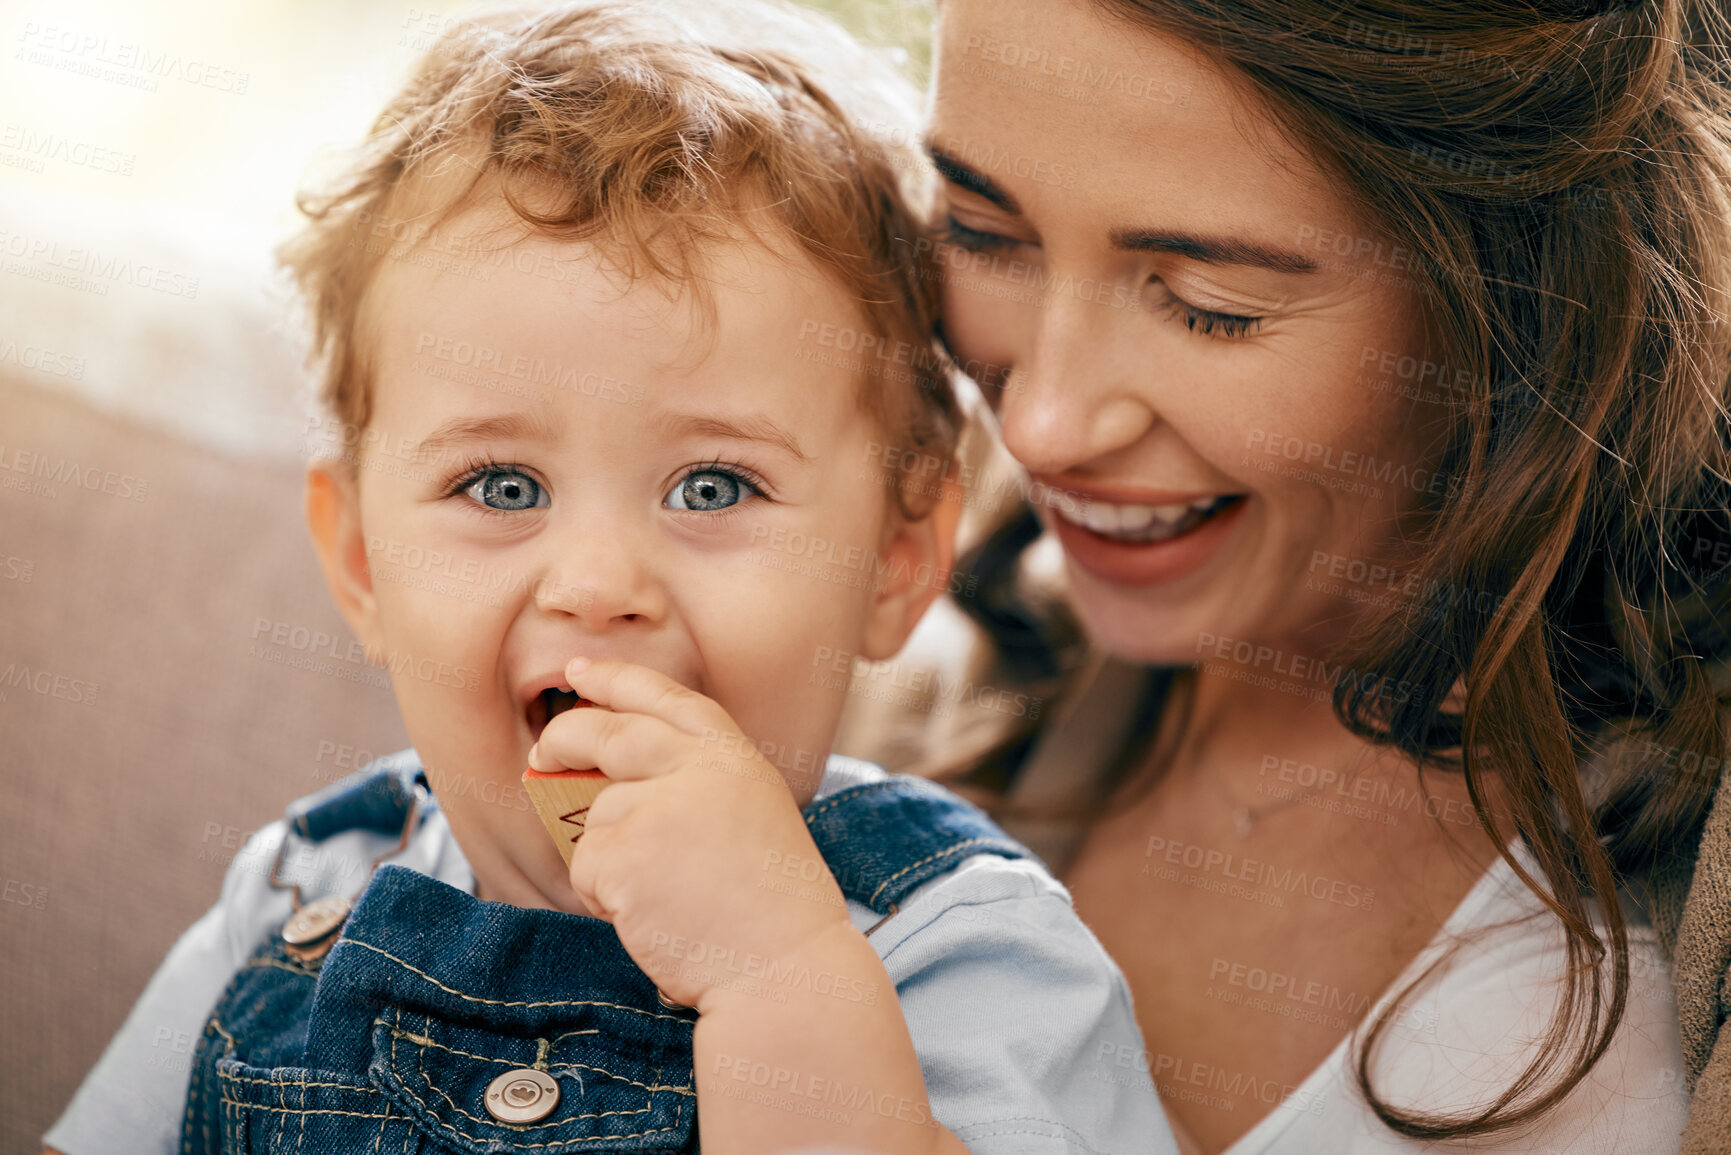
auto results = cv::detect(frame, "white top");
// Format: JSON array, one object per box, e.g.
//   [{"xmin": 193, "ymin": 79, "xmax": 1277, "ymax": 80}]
[
  {"xmin": 985, "ymin": 656, "xmax": 1689, "ymax": 1154},
  {"xmin": 1218, "ymin": 840, "xmax": 1687, "ymax": 1155},
  {"xmin": 44, "ymin": 755, "xmax": 1178, "ymax": 1155}
]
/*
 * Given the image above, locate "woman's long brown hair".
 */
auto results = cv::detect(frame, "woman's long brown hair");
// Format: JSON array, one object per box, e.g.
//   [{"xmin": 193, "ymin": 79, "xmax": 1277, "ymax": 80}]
[{"xmin": 953, "ymin": 0, "xmax": 1731, "ymax": 1140}]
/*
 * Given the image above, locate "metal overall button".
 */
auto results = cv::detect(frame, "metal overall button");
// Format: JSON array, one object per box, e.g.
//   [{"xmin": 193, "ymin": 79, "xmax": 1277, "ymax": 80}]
[
  {"xmin": 485, "ymin": 1068, "xmax": 561, "ymax": 1123},
  {"xmin": 269, "ymin": 781, "xmax": 423, "ymax": 962},
  {"xmin": 283, "ymin": 894, "xmax": 351, "ymax": 945},
  {"xmin": 281, "ymin": 894, "xmax": 351, "ymax": 961}
]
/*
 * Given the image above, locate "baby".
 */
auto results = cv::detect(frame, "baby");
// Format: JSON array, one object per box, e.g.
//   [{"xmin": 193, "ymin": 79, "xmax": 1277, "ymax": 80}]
[{"xmin": 43, "ymin": 3, "xmax": 1174, "ymax": 1153}]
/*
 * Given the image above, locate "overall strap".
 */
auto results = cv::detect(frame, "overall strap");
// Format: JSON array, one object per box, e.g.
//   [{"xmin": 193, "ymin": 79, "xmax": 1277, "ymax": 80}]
[
  {"xmin": 286, "ymin": 752, "xmax": 427, "ymax": 841},
  {"xmin": 803, "ymin": 773, "xmax": 1031, "ymax": 915}
]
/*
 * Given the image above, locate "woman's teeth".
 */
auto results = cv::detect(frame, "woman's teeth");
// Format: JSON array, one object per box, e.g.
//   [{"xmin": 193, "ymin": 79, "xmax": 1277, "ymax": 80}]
[{"xmin": 1051, "ymin": 493, "xmax": 1238, "ymax": 542}]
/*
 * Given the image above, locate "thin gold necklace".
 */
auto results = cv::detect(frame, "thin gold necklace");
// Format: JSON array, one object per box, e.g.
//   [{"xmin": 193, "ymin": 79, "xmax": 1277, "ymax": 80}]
[{"xmin": 1209, "ymin": 767, "xmax": 1338, "ymax": 838}]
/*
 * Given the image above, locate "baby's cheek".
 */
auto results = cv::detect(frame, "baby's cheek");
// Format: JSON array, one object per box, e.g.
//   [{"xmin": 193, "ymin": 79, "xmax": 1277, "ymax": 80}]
[
  {"xmin": 374, "ymin": 575, "xmax": 505, "ymax": 692},
  {"xmin": 374, "ymin": 596, "xmax": 522, "ymax": 817},
  {"xmin": 720, "ymin": 637, "xmax": 854, "ymax": 792}
]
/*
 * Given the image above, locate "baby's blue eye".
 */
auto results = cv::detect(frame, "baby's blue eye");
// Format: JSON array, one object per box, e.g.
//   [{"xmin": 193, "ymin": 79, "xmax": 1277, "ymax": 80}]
[
  {"xmin": 464, "ymin": 469, "xmax": 546, "ymax": 511},
  {"xmin": 666, "ymin": 469, "xmax": 751, "ymax": 511}
]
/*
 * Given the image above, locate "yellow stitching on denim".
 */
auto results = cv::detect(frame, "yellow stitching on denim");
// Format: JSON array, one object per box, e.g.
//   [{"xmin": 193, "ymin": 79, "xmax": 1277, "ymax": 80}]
[
  {"xmin": 399, "ymin": 1024, "xmax": 659, "ymax": 1132},
  {"xmin": 271, "ymin": 1065, "xmax": 285, "ymax": 1154},
  {"xmin": 805, "ymin": 781, "xmax": 1023, "ymax": 904},
  {"xmin": 417, "ymin": 1088, "xmax": 658, "ymax": 1134},
  {"xmin": 375, "ymin": 1020, "xmax": 516, "ymax": 1067},
  {"xmin": 380, "ymin": 1010, "xmax": 693, "ymax": 1098},
  {"xmin": 550, "ymin": 1028, "xmax": 600, "ymax": 1045},
  {"xmin": 550, "ymin": 1062, "xmax": 695, "ymax": 1097},
  {"xmin": 196, "ymin": 1016, "xmax": 242, "ymax": 1155},
  {"xmin": 186, "ymin": 1018, "xmax": 216, "ymax": 1155},
  {"xmin": 391, "ymin": 1033, "xmax": 412, "ymax": 1155},
  {"xmin": 802, "ymin": 779, "xmax": 900, "ymax": 823},
  {"xmin": 297, "ymin": 1070, "xmax": 308, "ymax": 1154},
  {"xmin": 867, "ymin": 838, "xmax": 1019, "ymax": 907},
  {"xmin": 390, "ymin": 1018, "xmax": 694, "ymax": 1144},
  {"xmin": 392, "ymin": 1071, "xmax": 689, "ymax": 1149},
  {"xmin": 217, "ymin": 1071, "xmax": 380, "ymax": 1093},
  {"xmin": 338, "ymin": 937, "xmax": 694, "ymax": 1024},
  {"xmin": 223, "ymin": 1097, "xmax": 688, "ymax": 1147},
  {"xmin": 218, "ymin": 1103, "xmax": 394, "ymax": 1121},
  {"xmin": 380, "ymin": 1012, "xmax": 696, "ymax": 1101}
]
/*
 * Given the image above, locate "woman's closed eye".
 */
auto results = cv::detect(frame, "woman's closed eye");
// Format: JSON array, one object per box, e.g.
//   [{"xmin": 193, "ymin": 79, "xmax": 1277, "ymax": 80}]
[
  {"xmin": 941, "ymin": 211, "xmax": 1263, "ymax": 337},
  {"xmin": 1151, "ymin": 281, "xmax": 1264, "ymax": 339},
  {"xmin": 1163, "ymin": 297, "xmax": 1263, "ymax": 338},
  {"xmin": 941, "ymin": 214, "xmax": 1024, "ymax": 254},
  {"xmin": 663, "ymin": 464, "xmax": 766, "ymax": 512}
]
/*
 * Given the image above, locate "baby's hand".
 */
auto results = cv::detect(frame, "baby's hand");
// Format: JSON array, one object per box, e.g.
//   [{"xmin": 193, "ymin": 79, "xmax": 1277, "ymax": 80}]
[{"xmin": 529, "ymin": 657, "xmax": 853, "ymax": 1012}]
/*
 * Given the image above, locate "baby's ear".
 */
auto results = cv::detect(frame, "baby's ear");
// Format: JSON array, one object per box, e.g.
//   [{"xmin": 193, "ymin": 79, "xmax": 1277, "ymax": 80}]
[
  {"xmin": 858, "ymin": 478, "xmax": 964, "ymax": 662},
  {"xmin": 305, "ymin": 465, "xmax": 384, "ymax": 654}
]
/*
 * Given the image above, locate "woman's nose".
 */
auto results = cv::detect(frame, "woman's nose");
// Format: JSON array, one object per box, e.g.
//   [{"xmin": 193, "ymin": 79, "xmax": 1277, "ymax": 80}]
[{"xmin": 995, "ymin": 291, "xmax": 1158, "ymax": 476}]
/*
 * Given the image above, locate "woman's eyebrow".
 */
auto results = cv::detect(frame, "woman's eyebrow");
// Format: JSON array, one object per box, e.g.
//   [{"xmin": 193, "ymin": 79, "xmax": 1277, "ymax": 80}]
[
  {"xmin": 1113, "ymin": 228, "xmax": 1320, "ymax": 274},
  {"xmin": 927, "ymin": 140, "xmax": 1317, "ymax": 275},
  {"xmin": 925, "ymin": 143, "xmax": 1021, "ymax": 213}
]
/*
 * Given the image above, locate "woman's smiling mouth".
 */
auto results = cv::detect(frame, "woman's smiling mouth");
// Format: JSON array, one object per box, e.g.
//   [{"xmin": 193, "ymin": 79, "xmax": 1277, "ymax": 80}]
[
  {"xmin": 1042, "ymin": 485, "xmax": 1249, "ymax": 587},
  {"xmin": 1049, "ymin": 492, "xmax": 1243, "ymax": 543}
]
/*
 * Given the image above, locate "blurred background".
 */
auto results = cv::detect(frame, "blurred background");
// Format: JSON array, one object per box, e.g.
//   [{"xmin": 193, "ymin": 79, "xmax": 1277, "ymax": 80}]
[
  {"xmin": 0, "ymin": 0, "xmax": 937, "ymax": 1146},
  {"xmin": 0, "ymin": 0, "xmax": 932, "ymax": 457}
]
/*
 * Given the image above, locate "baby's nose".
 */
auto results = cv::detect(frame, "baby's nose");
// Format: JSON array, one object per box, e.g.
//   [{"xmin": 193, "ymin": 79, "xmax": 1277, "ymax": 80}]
[{"xmin": 531, "ymin": 537, "xmax": 668, "ymax": 629}]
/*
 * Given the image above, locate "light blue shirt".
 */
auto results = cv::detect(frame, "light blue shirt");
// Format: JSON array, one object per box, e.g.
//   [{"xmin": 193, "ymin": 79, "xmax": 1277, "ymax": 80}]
[{"xmin": 46, "ymin": 755, "xmax": 1175, "ymax": 1155}]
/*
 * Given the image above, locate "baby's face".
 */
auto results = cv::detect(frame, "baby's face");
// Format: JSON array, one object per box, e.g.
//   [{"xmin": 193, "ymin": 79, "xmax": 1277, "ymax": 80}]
[{"xmin": 315, "ymin": 208, "xmax": 939, "ymax": 912}]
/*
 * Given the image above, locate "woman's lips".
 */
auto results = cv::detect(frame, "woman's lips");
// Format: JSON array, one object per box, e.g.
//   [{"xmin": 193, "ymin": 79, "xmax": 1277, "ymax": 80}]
[
  {"xmin": 1048, "ymin": 492, "xmax": 1248, "ymax": 587},
  {"xmin": 1049, "ymin": 491, "xmax": 1238, "ymax": 541}
]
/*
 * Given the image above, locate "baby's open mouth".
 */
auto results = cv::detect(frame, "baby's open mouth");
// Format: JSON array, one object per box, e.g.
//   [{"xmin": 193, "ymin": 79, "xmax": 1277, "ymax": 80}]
[{"xmin": 527, "ymin": 687, "xmax": 587, "ymax": 740}]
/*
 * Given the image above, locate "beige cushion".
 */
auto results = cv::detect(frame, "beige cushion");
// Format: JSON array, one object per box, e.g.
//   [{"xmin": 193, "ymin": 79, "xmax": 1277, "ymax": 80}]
[{"xmin": 0, "ymin": 376, "xmax": 407, "ymax": 1149}]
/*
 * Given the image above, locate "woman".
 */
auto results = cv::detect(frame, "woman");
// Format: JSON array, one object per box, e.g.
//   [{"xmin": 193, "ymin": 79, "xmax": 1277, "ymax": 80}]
[{"xmin": 920, "ymin": 0, "xmax": 1730, "ymax": 1151}]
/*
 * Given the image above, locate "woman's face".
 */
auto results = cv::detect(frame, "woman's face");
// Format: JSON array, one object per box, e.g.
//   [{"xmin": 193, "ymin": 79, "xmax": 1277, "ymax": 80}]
[{"xmin": 930, "ymin": 0, "xmax": 1440, "ymax": 664}]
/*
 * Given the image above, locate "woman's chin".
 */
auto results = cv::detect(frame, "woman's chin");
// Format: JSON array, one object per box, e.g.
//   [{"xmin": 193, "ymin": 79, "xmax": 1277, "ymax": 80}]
[
  {"xmin": 1063, "ymin": 572, "xmax": 1226, "ymax": 668},
  {"xmin": 1063, "ymin": 557, "xmax": 1352, "ymax": 673},
  {"xmin": 1050, "ymin": 497, "xmax": 1263, "ymax": 666}
]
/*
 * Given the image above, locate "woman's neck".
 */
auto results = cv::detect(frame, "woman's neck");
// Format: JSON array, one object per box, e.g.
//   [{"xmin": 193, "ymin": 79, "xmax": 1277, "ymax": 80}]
[{"xmin": 1155, "ymin": 655, "xmax": 1510, "ymax": 852}]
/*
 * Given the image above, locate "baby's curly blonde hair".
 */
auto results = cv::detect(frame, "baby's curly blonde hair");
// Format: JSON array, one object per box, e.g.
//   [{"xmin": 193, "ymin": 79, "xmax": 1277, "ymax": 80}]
[{"xmin": 281, "ymin": 0, "xmax": 956, "ymax": 512}]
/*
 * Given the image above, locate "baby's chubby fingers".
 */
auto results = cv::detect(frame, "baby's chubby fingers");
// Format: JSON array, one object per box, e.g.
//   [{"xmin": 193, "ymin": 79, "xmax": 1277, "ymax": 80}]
[
  {"xmin": 563, "ymin": 797, "xmax": 631, "ymax": 921},
  {"xmin": 562, "ymin": 657, "xmax": 731, "ymax": 737},
  {"xmin": 528, "ymin": 705, "xmax": 689, "ymax": 783}
]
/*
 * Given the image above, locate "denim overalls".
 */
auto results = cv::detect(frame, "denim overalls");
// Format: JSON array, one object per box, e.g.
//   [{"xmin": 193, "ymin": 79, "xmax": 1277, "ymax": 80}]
[{"xmin": 180, "ymin": 761, "xmax": 1029, "ymax": 1154}]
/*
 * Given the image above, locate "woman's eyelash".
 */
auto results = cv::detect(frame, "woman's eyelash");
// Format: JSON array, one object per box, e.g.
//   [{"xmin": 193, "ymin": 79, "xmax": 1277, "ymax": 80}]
[
  {"xmin": 940, "ymin": 215, "xmax": 1020, "ymax": 253},
  {"xmin": 1151, "ymin": 281, "xmax": 1263, "ymax": 339},
  {"xmin": 1168, "ymin": 301, "xmax": 1263, "ymax": 339},
  {"xmin": 942, "ymin": 217, "xmax": 1261, "ymax": 338}
]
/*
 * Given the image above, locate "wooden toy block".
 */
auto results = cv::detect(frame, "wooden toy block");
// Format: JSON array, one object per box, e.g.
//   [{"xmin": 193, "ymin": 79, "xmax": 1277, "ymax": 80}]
[{"xmin": 522, "ymin": 768, "xmax": 611, "ymax": 865}]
